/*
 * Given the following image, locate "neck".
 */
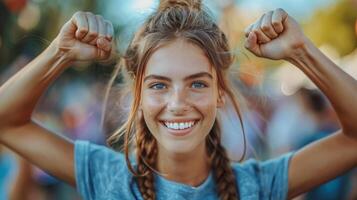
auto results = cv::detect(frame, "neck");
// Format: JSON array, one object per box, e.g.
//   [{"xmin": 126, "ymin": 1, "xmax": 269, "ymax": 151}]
[{"xmin": 157, "ymin": 143, "xmax": 211, "ymax": 187}]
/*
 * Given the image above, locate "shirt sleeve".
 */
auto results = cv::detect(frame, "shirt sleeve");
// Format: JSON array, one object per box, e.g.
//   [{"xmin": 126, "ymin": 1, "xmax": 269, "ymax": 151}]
[
  {"xmin": 74, "ymin": 140, "xmax": 128, "ymax": 200},
  {"xmin": 241, "ymin": 152, "xmax": 295, "ymax": 200}
]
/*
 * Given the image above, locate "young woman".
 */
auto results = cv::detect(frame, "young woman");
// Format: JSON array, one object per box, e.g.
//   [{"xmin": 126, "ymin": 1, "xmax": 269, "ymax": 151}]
[{"xmin": 0, "ymin": 0, "xmax": 356, "ymax": 199}]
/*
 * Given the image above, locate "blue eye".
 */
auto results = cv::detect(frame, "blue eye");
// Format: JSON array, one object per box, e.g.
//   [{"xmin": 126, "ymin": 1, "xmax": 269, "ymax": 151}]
[
  {"xmin": 150, "ymin": 83, "xmax": 167, "ymax": 90},
  {"xmin": 191, "ymin": 81, "xmax": 207, "ymax": 89}
]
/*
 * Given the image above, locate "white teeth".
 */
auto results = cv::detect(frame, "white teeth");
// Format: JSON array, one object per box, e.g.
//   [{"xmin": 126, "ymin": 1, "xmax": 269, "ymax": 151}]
[
  {"xmin": 164, "ymin": 121, "xmax": 196, "ymax": 130},
  {"xmin": 179, "ymin": 123, "xmax": 184, "ymax": 129}
]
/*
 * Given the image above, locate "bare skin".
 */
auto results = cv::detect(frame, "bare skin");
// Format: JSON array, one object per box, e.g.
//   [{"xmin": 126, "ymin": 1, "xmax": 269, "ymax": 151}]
[
  {"xmin": 9, "ymin": 157, "xmax": 33, "ymax": 200},
  {"xmin": 0, "ymin": 8, "xmax": 355, "ymax": 199},
  {"xmin": 157, "ymin": 140, "xmax": 211, "ymax": 186},
  {"xmin": 0, "ymin": 11, "xmax": 114, "ymax": 187},
  {"xmin": 142, "ymin": 40, "xmax": 221, "ymax": 186},
  {"xmin": 244, "ymin": 8, "xmax": 357, "ymax": 198}
]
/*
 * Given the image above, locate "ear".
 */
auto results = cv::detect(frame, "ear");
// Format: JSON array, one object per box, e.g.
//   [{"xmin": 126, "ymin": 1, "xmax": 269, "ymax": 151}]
[{"xmin": 217, "ymin": 89, "xmax": 226, "ymax": 108}]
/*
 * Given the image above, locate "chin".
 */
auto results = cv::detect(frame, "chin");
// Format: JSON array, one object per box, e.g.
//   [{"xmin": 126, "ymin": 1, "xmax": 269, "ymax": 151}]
[{"xmin": 159, "ymin": 139, "xmax": 204, "ymax": 155}]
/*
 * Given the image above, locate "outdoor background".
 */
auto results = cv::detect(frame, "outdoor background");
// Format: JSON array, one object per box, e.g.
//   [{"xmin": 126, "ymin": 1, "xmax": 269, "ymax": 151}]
[{"xmin": 0, "ymin": 0, "xmax": 356, "ymax": 199}]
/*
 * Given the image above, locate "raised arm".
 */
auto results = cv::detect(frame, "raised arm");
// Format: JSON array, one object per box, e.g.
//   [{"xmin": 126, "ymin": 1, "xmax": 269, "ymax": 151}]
[
  {"xmin": 8, "ymin": 157, "xmax": 33, "ymax": 200},
  {"xmin": 0, "ymin": 11, "xmax": 114, "ymax": 186},
  {"xmin": 244, "ymin": 8, "xmax": 357, "ymax": 198}
]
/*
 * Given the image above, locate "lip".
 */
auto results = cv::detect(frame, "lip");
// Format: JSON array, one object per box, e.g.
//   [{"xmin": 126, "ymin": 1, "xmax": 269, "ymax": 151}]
[
  {"xmin": 160, "ymin": 119, "xmax": 199, "ymax": 137},
  {"xmin": 160, "ymin": 118, "xmax": 200, "ymax": 123}
]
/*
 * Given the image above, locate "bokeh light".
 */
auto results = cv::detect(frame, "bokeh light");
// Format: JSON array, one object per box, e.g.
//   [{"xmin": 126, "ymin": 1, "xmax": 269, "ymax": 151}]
[
  {"xmin": 3, "ymin": 0, "xmax": 27, "ymax": 12},
  {"xmin": 0, "ymin": 1, "xmax": 357, "ymax": 199},
  {"xmin": 17, "ymin": 3, "xmax": 41, "ymax": 31},
  {"xmin": 131, "ymin": 0, "xmax": 156, "ymax": 13}
]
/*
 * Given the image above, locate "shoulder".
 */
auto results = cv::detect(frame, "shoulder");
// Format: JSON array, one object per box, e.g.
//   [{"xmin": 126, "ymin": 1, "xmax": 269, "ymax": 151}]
[
  {"xmin": 231, "ymin": 152, "xmax": 294, "ymax": 200},
  {"xmin": 74, "ymin": 140, "xmax": 135, "ymax": 199},
  {"xmin": 74, "ymin": 140, "xmax": 130, "ymax": 179},
  {"xmin": 75, "ymin": 140, "xmax": 126, "ymax": 167}
]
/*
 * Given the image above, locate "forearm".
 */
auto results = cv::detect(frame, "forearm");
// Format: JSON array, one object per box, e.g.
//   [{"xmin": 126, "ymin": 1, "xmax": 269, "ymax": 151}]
[
  {"xmin": 287, "ymin": 39, "xmax": 357, "ymax": 136},
  {"xmin": 0, "ymin": 39, "xmax": 72, "ymax": 127},
  {"xmin": 8, "ymin": 158, "xmax": 33, "ymax": 200}
]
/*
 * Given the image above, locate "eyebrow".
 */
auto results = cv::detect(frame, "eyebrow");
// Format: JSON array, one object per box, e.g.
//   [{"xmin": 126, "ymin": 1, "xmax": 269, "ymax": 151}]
[{"xmin": 143, "ymin": 72, "xmax": 213, "ymax": 82}]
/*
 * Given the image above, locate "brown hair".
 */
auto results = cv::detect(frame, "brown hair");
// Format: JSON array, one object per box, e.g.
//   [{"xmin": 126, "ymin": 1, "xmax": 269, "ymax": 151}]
[{"xmin": 104, "ymin": 0, "xmax": 246, "ymax": 199}]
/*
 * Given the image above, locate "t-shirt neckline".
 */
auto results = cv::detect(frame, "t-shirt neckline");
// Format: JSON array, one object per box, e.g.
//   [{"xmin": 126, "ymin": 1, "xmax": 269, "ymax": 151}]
[{"xmin": 154, "ymin": 171, "xmax": 216, "ymax": 196}]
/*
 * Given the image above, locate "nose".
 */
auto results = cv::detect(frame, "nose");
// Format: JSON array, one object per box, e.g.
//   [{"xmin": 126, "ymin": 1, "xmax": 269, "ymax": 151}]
[{"xmin": 167, "ymin": 88, "xmax": 191, "ymax": 115}]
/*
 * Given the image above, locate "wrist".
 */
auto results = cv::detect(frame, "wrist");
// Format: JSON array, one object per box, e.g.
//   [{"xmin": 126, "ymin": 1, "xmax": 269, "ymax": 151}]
[
  {"xmin": 46, "ymin": 38, "xmax": 74, "ymax": 67},
  {"xmin": 284, "ymin": 37, "xmax": 315, "ymax": 65}
]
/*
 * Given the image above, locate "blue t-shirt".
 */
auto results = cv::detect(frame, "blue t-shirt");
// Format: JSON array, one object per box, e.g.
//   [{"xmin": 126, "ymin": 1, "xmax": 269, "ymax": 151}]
[{"xmin": 75, "ymin": 141, "xmax": 293, "ymax": 200}]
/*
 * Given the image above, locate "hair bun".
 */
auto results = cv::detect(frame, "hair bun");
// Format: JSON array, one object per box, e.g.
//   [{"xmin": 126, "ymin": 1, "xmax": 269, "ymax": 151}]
[{"xmin": 159, "ymin": 0, "xmax": 202, "ymax": 11}]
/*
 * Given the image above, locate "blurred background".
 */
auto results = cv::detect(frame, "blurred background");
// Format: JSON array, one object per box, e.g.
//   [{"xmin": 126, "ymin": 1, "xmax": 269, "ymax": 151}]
[{"xmin": 0, "ymin": 0, "xmax": 356, "ymax": 199}]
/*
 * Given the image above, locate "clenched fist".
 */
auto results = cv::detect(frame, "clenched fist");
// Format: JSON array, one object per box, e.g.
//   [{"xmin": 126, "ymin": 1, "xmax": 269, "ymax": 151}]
[
  {"xmin": 244, "ymin": 8, "xmax": 308, "ymax": 60},
  {"xmin": 53, "ymin": 11, "xmax": 114, "ymax": 61}
]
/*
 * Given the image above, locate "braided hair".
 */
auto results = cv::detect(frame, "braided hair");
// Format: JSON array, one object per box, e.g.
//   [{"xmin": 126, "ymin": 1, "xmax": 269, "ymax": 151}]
[
  {"xmin": 207, "ymin": 122, "xmax": 240, "ymax": 200},
  {"xmin": 105, "ymin": 0, "xmax": 246, "ymax": 199}
]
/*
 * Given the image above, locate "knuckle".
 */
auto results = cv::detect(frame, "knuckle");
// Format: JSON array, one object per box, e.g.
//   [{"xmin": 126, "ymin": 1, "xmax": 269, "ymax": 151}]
[
  {"xmin": 88, "ymin": 40, "xmax": 97, "ymax": 45},
  {"xmin": 95, "ymin": 15, "xmax": 104, "ymax": 21},
  {"xmin": 252, "ymin": 28, "xmax": 260, "ymax": 34},
  {"xmin": 272, "ymin": 21, "xmax": 281, "ymax": 26},
  {"xmin": 276, "ymin": 8, "xmax": 286, "ymax": 13},
  {"xmin": 78, "ymin": 27, "xmax": 88, "ymax": 34},
  {"xmin": 252, "ymin": 29, "xmax": 262, "ymax": 35},
  {"xmin": 74, "ymin": 11, "xmax": 84, "ymax": 17},
  {"xmin": 261, "ymin": 25, "xmax": 271, "ymax": 31},
  {"xmin": 85, "ymin": 12, "xmax": 96, "ymax": 19},
  {"xmin": 88, "ymin": 31, "xmax": 98, "ymax": 37},
  {"xmin": 73, "ymin": 11, "xmax": 85, "ymax": 21}
]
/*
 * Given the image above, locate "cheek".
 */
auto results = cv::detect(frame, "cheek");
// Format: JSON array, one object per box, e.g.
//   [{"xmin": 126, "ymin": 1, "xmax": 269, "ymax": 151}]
[
  {"xmin": 142, "ymin": 92, "xmax": 165, "ymax": 110},
  {"xmin": 190, "ymin": 92, "xmax": 217, "ymax": 113},
  {"xmin": 141, "ymin": 92, "xmax": 164, "ymax": 123}
]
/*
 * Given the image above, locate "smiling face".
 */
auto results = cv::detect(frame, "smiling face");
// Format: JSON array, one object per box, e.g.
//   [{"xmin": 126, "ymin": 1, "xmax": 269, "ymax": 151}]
[{"xmin": 141, "ymin": 39, "xmax": 224, "ymax": 155}]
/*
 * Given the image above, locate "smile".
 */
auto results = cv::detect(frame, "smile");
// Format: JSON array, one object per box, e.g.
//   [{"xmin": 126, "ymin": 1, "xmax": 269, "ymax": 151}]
[
  {"xmin": 163, "ymin": 121, "xmax": 196, "ymax": 130},
  {"xmin": 160, "ymin": 119, "xmax": 199, "ymax": 137}
]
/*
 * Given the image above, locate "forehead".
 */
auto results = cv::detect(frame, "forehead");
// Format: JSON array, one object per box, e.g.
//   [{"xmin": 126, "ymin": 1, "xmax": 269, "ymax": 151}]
[{"xmin": 144, "ymin": 40, "xmax": 214, "ymax": 78}]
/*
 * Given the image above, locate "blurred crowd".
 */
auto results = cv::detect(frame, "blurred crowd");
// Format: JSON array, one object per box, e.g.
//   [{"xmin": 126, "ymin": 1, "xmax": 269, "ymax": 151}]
[{"xmin": 0, "ymin": 0, "xmax": 356, "ymax": 199}]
